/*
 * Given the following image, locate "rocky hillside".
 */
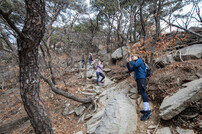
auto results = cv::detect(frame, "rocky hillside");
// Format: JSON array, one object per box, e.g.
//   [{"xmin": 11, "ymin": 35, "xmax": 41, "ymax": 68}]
[{"xmin": 0, "ymin": 29, "xmax": 201, "ymax": 134}]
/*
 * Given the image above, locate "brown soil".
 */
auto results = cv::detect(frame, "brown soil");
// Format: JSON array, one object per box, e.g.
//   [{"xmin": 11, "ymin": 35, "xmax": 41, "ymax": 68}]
[{"xmin": 0, "ymin": 64, "xmax": 89, "ymax": 134}]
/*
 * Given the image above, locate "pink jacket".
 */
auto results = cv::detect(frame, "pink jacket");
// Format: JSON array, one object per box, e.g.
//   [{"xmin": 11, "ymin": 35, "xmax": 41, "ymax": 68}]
[{"xmin": 96, "ymin": 63, "xmax": 103, "ymax": 73}]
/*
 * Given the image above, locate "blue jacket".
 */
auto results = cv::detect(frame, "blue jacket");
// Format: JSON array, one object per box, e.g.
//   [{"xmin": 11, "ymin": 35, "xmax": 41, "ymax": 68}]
[{"xmin": 127, "ymin": 58, "xmax": 146, "ymax": 80}]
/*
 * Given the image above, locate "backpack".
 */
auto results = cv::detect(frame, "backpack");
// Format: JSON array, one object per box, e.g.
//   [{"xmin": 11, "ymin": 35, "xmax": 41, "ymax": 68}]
[
  {"xmin": 144, "ymin": 63, "xmax": 151, "ymax": 77},
  {"xmin": 137, "ymin": 60, "xmax": 151, "ymax": 77}
]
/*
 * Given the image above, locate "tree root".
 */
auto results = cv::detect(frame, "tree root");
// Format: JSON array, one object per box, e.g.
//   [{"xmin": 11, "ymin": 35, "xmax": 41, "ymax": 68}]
[{"xmin": 40, "ymin": 74, "xmax": 94, "ymax": 104}]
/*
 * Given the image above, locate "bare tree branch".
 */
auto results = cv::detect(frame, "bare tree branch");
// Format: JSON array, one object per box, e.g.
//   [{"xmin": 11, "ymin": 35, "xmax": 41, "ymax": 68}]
[
  {"xmin": 0, "ymin": 9, "xmax": 24, "ymax": 39},
  {"xmin": 160, "ymin": 16, "xmax": 202, "ymax": 38},
  {"xmin": 40, "ymin": 74, "xmax": 93, "ymax": 104},
  {"xmin": 0, "ymin": 28, "xmax": 16, "ymax": 51}
]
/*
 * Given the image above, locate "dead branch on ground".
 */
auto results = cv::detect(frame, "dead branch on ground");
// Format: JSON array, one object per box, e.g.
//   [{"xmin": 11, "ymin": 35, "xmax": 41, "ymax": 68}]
[{"xmin": 40, "ymin": 74, "xmax": 94, "ymax": 104}]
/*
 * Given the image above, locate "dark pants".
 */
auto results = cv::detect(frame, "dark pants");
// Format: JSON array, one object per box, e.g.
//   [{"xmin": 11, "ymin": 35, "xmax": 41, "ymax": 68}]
[
  {"xmin": 81, "ymin": 61, "xmax": 84, "ymax": 68},
  {"xmin": 89, "ymin": 60, "xmax": 92, "ymax": 66},
  {"xmin": 96, "ymin": 72, "xmax": 105, "ymax": 84},
  {"xmin": 136, "ymin": 78, "xmax": 148, "ymax": 102}
]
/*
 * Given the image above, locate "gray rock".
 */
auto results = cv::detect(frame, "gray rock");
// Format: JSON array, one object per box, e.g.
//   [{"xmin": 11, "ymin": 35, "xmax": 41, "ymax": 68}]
[
  {"xmin": 199, "ymin": 121, "xmax": 202, "ymax": 128},
  {"xmin": 62, "ymin": 103, "xmax": 70, "ymax": 116},
  {"xmin": 103, "ymin": 68, "xmax": 111, "ymax": 73},
  {"xmin": 102, "ymin": 53, "xmax": 111, "ymax": 62},
  {"xmin": 99, "ymin": 50, "xmax": 107, "ymax": 55},
  {"xmin": 129, "ymin": 94, "xmax": 137, "ymax": 99},
  {"xmin": 175, "ymin": 44, "xmax": 202, "ymax": 61},
  {"xmin": 155, "ymin": 44, "xmax": 202, "ymax": 68},
  {"xmin": 87, "ymin": 109, "xmax": 105, "ymax": 134},
  {"xmin": 87, "ymin": 80, "xmax": 136, "ymax": 134},
  {"xmin": 148, "ymin": 125, "xmax": 157, "ymax": 129},
  {"xmin": 112, "ymin": 46, "xmax": 128, "ymax": 60},
  {"xmin": 68, "ymin": 110, "xmax": 75, "ymax": 115},
  {"xmin": 74, "ymin": 105, "xmax": 86, "ymax": 116},
  {"xmin": 77, "ymin": 75, "xmax": 82, "ymax": 79},
  {"xmin": 92, "ymin": 77, "xmax": 97, "ymax": 83},
  {"xmin": 157, "ymin": 127, "xmax": 172, "ymax": 134},
  {"xmin": 99, "ymin": 80, "xmax": 132, "ymax": 105},
  {"xmin": 182, "ymin": 75, "xmax": 197, "ymax": 83},
  {"xmin": 81, "ymin": 91, "xmax": 97, "ymax": 96},
  {"xmin": 129, "ymin": 88, "xmax": 138, "ymax": 94},
  {"xmin": 87, "ymin": 70, "xmax": 96, "ymax": 79},
  {"xmin": 196, "ymin": 73, "xmax": 202, "ymax": 78},
  {"xmin": 155, "ymin": 54, "xmax": 175, "ymax": 68},
  {"xmin": 75, "ymin": 131, "xmax": 83, "ymax": 134},
  {"xmin": 160, "ymin": 78, "xmax": 202, "ymax": 120},
  {"xmin": 129, "ymin": 88, "xmax": 138, "ymax": 100},
  {"xmin": 176, "ymin": 127, "xmax": 194, "ymax": 134},
  {"xmin": 94, "ymin": 93, "xmax": 137, "ymax": 134},
  {"xmin": 103, "ymin": 77, "xmax": 114, "ymax": 87}
]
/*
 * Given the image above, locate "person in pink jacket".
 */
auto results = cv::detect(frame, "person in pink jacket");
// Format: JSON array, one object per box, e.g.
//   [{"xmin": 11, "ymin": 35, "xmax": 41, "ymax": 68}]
[{"xmin": 96, "ymin": 60, "xmax": 105, "ymax": 85}]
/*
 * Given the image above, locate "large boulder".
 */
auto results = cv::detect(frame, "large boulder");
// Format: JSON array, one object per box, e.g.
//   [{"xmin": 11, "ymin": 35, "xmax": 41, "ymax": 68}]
[
  {"xmin": 94, "ymin": 93, "xmax": 137, "ymax": 134},
  {"xmin": 112, "ymin": 46, "xmax": 128, "ymax": 60},
  {"xmin": 174, "ymin": 44, "xmax": 202, "ymax": 61},
  {"xmin": 155, "ymin": 54, "xmax": 175, "ymax": 68},
  {"xmin": 160, "ymin": 78, "xmax": 202, "ymax": 120},
  {"xmin": 87, "ymin": 80, "xmax": 137, "ymax": 134},
  {"xmin": 155, "ymin": 44, "xmax": 202, "ymax": 68},
  {"xmin": 101, "ymin": 53, "xmax": 111, "ymax": 62}
]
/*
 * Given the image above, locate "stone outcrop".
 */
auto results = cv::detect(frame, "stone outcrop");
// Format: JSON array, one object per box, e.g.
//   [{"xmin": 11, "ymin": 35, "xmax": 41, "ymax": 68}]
[
  {"xmin": 94, "ymin": 93, "xmax": 137, "ymax": 134},
  {"xmin": 87, "ymin": 80, "xmax": 137, "ymax": 134},
  {"xmin": 160, "ymin": 78, "xmax": 202, "ymax": 120},
  {"xmin": 112, "ymin": 46, "xmax": 128, "ymax": 60},
  {"xmin": 175, "ymin": 44, "xmax": 202, "ymax": 61},
  {"xmin": 155, "ymin": 44, "xmax": 202, "ymax": 68}
]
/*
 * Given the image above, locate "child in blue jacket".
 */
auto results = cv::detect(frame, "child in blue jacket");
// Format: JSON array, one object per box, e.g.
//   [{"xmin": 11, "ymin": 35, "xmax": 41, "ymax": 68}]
[{"xmin": 127, "ymin": 54, "xmax": 151, "ymax": 121}]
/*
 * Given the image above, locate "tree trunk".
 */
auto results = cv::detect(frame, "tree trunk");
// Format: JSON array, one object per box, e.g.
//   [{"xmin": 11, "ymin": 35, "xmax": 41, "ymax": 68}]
[
  {"xmin": 84, "ymin": 49, "xmax": 89, "ymax": 83},
  {"xmin": 106, "ymin": 20, "xmax": 112, "ymax": 53},
  {"xmin": 150, "ymin": 0, "xmax": 161, "ymax": 67},
  {"xmin": 155, "ymin": 0, "xmax": 161, "ymax": 38},
  {"xmin": 127, "ymin": 5, "xmax": 134, "ymax": 42},
  {"xmin": 140, "ymin": 2, "xmax": 146, "ymax": 41},
  {"xmin": 17, "ymin": 0, "xmax": 53, "ymax": 133},
  {"xmin": 133, "ymin": 5, "xmax": 137, "ymax": 42},
  {"xmin": 117, "ymin": 0, "xmax": 123, "ymax": 43}
]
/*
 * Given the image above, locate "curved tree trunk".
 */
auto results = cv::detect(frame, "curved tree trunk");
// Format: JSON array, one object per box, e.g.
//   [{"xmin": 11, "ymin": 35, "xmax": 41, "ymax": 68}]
[{"xmin": 17, "ymin": 0, "xmax": 53, "ymax": 133}]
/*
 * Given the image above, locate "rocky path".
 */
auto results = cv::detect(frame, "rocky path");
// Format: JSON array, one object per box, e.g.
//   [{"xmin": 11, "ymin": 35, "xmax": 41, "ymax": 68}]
[
  {"xmin": 77, "ymin": 66, "xmax": 200, "ymax": 134},
  {"xmin": 82, "ymin": 68, "xmax": 159, "ymax": 134}
]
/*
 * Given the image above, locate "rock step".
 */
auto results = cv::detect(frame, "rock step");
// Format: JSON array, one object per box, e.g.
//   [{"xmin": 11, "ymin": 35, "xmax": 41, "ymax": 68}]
[{"xmin": 160, "ymin": 78, "xmax": 202, "ymax": 120}]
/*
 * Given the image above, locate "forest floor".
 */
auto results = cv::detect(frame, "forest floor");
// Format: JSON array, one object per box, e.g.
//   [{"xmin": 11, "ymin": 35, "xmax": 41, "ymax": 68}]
[{"xmin": 0, "ymin": 59, "xmax": 201, "ymax": 134}]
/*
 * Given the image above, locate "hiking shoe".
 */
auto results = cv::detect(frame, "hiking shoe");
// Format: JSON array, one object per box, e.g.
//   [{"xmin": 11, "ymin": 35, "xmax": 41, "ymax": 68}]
[
  {"xmin": 140, "ymin": 110, "xmax": 151, "ymax": 114},
  {"xmin": 140, "ymin": 110, "xmax": 146, "ymax": 114},
  {"xmin": 141, "ymin": 111, "xmax": 152, "ymax": 121}
]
